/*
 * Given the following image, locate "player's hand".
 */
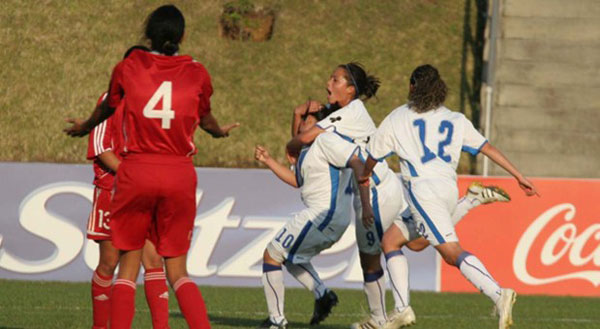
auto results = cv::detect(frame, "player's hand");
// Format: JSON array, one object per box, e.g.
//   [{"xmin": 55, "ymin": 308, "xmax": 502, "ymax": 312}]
[
  {"xmin": 254, "ymin": 145, "xmax": 270, "ymax": 163},
  {"xmin": 362, "ymin": 205, "xmax": 375, "ymax": 228},
  {"xmin": 517, "ymin": 176, "xmax": 540, "ymax": 197},
  {"xmin": 294, "ymin": 99, "xmax": 322, "ymax": 115},
  {"xmin": 220, "ymin": 122, "xmax": 241, "ymax": 137},
  {"xmin": 63, "ymin": 118, "xmax": 90, "ymax": 137}
]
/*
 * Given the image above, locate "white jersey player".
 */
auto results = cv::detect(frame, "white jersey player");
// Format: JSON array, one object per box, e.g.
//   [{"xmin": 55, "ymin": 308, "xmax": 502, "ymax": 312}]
[
  {"xmin": 288, "ymin": 63, "xmax": 412, "ymax": 327},
  {"xmin": 255, "ymin": 113, "xmax": 371, "ymax": 329},
  {"xmin": 363, "ymin": 64, "xmax": 539, "ymax": 329}
]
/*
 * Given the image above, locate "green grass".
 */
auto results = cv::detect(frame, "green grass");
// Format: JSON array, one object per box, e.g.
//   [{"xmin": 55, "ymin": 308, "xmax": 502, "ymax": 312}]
[
  {"xmin": 0, "ymin": 280, "xmax": 598, "ymax": 328},
  {"xmin": 0, "ymin": 0, "xmax": 482, "ymax": 172}
]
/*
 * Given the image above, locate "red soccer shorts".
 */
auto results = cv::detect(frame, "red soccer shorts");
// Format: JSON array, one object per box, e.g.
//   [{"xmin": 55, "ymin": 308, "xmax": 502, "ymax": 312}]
[
  {"xmin": 87, "ymin": 187, "xmax": 113, "ymax": 241},
  {"xmin": 109, "ymin": 155, "xmax": 197, "ymax": 257}
]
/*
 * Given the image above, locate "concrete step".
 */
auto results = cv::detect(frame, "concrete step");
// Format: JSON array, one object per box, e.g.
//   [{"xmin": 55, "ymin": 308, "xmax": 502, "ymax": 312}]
[
  {"xmin": 496, "ymin": 84, "xmax": 600, "ymax": 111},
  {"xmin": 485, "ymin": 150, "xmax": 597, "ymax": 178},
  {"xmin": 490, "ymin": 128, "xmax": 600, "ymax": 156},
  {"xmin": 496, "ymin": 59, "xmax": 600, "ymax": 87},
  {"xmin": 501, "ymin": 39, "xmax": 600, "ymax": 66},
  {"xmin": 502, "ymin": 16, "xmax": 600, "ymax": 42},
  {"xmin": 504, "ymin": 0, "xmax": 600, "ymax": 18},
  {"xmin": 491, "ymin": 105, "xmax": 599, "ymax": 132}
]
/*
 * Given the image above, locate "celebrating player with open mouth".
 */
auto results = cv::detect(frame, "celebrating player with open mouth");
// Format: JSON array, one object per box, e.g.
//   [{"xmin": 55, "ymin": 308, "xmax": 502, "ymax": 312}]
[{"xmin": 65, "ymin": 5, "xmax": 239, "ymax": 329}]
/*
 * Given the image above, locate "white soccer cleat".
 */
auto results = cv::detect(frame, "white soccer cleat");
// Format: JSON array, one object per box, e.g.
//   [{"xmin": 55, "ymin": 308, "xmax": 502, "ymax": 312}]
[
  {"xmin": 496, "ymin": 288, "xmax": 517, "ymax": 329},
  {"xmin": 382, "ymin": 306, "xmax": 416, "ymax": 329},
  {"xmin": 350, "ymin": 317, "xmax": 382, "ymax": 329},
  {"xmin": 467, "ymin": 182, "xmax": 511, "ymax": 204}
]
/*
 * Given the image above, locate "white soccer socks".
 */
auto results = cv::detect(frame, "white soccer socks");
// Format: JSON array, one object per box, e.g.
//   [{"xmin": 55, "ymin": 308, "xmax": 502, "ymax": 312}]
[
  {"xmin": 385, "ymin": 250, "xmax": 410, "ymax": 312},
  {"xmin": 457, "ymin": 251, "xmax": 501, "ymax": 304},
  {"xmin": 363, "ymin": 269, "xmax": 387, "ymax": 325},
  {"xmin": 285, "ymin": 262, "xmax": 327, "ymax": 299},
  {"xmin": 262, "ymin": 263, "xmax": 286, "ymax": 324}
]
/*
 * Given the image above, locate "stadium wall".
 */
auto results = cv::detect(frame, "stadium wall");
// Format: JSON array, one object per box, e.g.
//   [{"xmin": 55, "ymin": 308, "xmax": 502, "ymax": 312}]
[{"xmin": 0, "ymin": 163, "xmax": 598, "ymax": 297}]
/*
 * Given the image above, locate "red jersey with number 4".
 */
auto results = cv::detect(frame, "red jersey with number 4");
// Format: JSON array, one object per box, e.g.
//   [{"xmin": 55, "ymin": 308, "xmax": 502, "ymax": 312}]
[
  {"xmin": 87, "ymin": 92, "xmax": 124, "ymax": 190},
  {"xmin": 107, "ymin": 50, "xmax": 212, "ymax": 157}
]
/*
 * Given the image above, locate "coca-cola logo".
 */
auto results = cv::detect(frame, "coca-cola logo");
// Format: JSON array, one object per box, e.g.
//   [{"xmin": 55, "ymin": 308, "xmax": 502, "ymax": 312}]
[{"xmin": 513, "ymin": 203, "xmax": 600, "ymax": 286}]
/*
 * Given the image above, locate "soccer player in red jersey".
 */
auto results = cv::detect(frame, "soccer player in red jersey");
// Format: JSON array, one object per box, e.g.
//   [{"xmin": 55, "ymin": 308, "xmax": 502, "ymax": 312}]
[
  {"xmin": 66, "ymin": 5, "xmax": 239, "ymax": 329},
  {"xmin": 87, "ymin": 46, "xmax": 170, "ymax": 329}
]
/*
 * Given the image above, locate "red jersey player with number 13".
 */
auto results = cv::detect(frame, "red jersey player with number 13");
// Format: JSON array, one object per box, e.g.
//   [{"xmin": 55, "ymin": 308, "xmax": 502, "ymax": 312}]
[{"xmin": 65, "ymin": 5, "xmax": 239, "ymax": 329}]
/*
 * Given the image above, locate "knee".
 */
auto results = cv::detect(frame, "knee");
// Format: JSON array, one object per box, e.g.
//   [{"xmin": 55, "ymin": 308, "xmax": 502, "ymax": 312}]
[
  {"xmin": 144, "ymin": 254, "xmax": 164, "ymax": 270},
  {"xmin": 441, "ymin": 253, "xmax": 458, "ymax": 266},
  {"xmin": 381, "ymin": 234, "xmax": 399, "ymax": 254},
  {"xmin": 359, "ymin": 252, "xmax": 382, "ymax": 273},
  {"xmin": 96, "ymin": 257, "xmax": 119, "ymax": 276},
  {"xmin": 97, "ymin": 254, "xmax": 119, "ymax": 276}
]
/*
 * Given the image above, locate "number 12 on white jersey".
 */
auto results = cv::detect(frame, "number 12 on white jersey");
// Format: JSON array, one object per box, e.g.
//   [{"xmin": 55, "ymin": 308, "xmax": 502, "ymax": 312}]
[{"xmin": 143, "ymin": 81, "xmax": 175, "ymax": 129}]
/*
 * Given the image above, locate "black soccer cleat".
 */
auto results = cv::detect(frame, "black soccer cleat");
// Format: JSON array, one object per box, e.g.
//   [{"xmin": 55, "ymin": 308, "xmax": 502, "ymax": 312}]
[
  {"xmin": 309, "ymin": 289, "xmax": 339, "ymax": 325},
  {"xmin": 258, "ymin": 317, "xmax": 288, "ymax": 329}
]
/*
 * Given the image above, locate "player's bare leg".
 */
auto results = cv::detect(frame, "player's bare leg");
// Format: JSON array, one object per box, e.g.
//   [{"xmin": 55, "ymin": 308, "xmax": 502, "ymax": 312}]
[
  {"xmin": 110, "ymin": 248, "xmax": 143, "ymax": 329},
  {"xmin": 164, "ymin": 254, "xmax": 210, "ymax": 329},
  {"xmin": 380, "ymin": 225, "xmax": 416, "ymax": 329},
  {"xmin": 92, "ymin": 240, "xmax": 119, "ymax": 329},
  {"xmin": 141, "ymin": 240, "xmax": 169, "ymax": 329},
  {"xmin": 259, "ymin": 249, "xmax": 288, "ymax": 329}
]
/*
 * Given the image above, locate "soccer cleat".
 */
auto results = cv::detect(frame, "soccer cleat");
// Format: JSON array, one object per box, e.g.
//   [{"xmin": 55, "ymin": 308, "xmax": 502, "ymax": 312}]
[
  {"xmin": 310, "ymin": 289, "xmax": 338, "ymax": 325},
  {"xmin": 496, "ymin": 288, "xmax": 517, "ymax": 329},
  {"xmin": 350, "ymin": 317, "xmax": 381, "ymax": 329},
  {"xmin": 258, "ymin": 317, "xmax": 288, "ymax": 329},
  {"xmin": 466, "ymin": 182, "xmax": 511, "ymax": 204},
  {"xmin": 382, "ymin": 306, "xmax": 416, "ymax": 329}
]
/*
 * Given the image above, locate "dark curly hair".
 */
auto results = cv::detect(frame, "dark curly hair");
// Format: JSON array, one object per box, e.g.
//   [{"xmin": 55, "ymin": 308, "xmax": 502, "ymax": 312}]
[
  {"xmin": 144, "ymin": 5, "xmax": 185, "ymax": 56},
  {"xmin": 408, "ymin": 64, "xmax": 447, "ymax": 113},
  {"xmin": 339, "ymin": 62, "xmax": 380, "ymax": 101}
]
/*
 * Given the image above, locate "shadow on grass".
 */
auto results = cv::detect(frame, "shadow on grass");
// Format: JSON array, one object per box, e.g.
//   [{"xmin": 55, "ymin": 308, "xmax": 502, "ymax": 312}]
[{"xmin": 172, "ymin": 311, "xmax": 348, "ymax": 329}]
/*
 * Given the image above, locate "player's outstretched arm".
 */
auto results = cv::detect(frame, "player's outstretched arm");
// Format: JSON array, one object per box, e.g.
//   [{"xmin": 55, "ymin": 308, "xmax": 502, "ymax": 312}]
[
  {"xmin": 64, "ymin": 99, "xmax": 115, "ymax": 137},
  {"xmin": 480, "ymin": 143, "xmax": 540, "ymax": 197},
  {"xmin": 200, "ymin": 113, "xmax": 240, "ymax": 138},
  {"xmin": 255, "ymin": 145, "xmax": 298, "ymax": 188}
]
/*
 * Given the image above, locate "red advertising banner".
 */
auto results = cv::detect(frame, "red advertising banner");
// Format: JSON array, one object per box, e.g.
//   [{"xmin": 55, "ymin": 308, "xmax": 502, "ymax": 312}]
[{"xmin": 440, "ymin": 176, "xmax": 600, "ymax": 296}]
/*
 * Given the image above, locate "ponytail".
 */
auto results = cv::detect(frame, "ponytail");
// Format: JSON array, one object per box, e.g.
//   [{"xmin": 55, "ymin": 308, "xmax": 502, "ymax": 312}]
[{"xmin": 340, "ymin": 62, "xmax": 380, "ymax": 101}]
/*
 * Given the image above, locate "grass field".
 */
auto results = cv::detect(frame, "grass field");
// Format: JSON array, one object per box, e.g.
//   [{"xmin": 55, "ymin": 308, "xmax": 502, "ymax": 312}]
[
  {"xmin": 1, "ymin": 280, "xmax": 599, "ymax": 329},
  {"xmin": 0, "ymin": 0, "xmax": 483, "ymax": 173}
]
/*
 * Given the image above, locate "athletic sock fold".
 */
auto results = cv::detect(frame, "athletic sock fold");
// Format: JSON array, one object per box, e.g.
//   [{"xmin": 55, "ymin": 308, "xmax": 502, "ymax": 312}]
[{"xmin": 174, "ymin": 277, "xmax": 211, "ymax": 329}]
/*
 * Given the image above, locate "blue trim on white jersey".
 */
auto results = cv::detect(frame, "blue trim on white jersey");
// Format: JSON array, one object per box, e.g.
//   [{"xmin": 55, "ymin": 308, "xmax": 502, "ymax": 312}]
[
  {"xmin": 406, "ymin": 160, "xmax": 418, "ymax": 177},
  {"xmin": 318, "ymin": 165, "xmax": 340, "ymax": 231},
  {"xmin": 295, "ymin": 147, "xmax": 309, "ymax": 187},
  {"xmin": 407, "ymin": 182, "xmax": 445, "ymax": 244},
  {"xmin": 287, "ymin": 221, "xmax": 313, "ymax": 263},
  {"xmin": 371, "ymin": 187, "xmax": 384, "ymax": 240},
  {"xmin": 367, "ymin": 149, "xmax": 394, "ymax": 162},
  {"xmin": 462, "ymin": 140, "xmax": 488, "ymax": 155}
]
